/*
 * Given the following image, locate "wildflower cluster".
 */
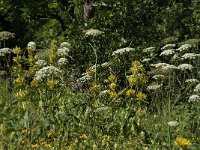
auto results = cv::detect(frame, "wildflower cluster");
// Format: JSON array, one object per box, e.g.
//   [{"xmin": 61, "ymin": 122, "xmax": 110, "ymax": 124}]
[
  {"xmin": 0, "ymin": 48, "xmax": 12, "ymax": 56},
  {"xmin": 125, "ymin": 61, "xmax": 147, "ymax": 101},
  {"xmin": 112, "ymin": 47, "xmax": 134, "ymax": 56}
]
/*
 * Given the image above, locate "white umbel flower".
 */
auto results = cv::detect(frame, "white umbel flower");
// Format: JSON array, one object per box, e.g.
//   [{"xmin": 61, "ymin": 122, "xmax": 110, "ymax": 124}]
[
  {"xmin": 181, "ymin": 53, "xmax": 196, "ymax": 60},
  {"xmin": 151, "ymin": 63, "xmax": 168, "ymax": 68},
  {"xmin": 85, "ymin": 29, "xmax": 104, "ymax": 37},
  {"xmin": 168, "ymin": 121, "xmax": 178, "ymax": 126},
  {"xmin": 152, "ymin": 74, "xmax": 165, "ymax": 80},
  {"xmin": 34, "ymin": 65, "xmax": 62, "ymax": 81},
  {"xmin": 161, "ymin": 44, "xmax": 176, "ymax": 50},
  {"xmin": 188, "ymin": 95, "xmax": 200, "ymax": 102},
  {"xmin": 194, "ymin": 84, "xmax": 200, "ymax": 92},
  {"xmin": 0, "ymin": 48, "xmax": 12, "ymax": 56},
  {"xmin": 143, "ymin": 47, "xmax": 156, "ymax": 53},
  {"xmin": 160, "ymin": 49, "xmax": 175, "ymax": 56},
  {"xmin": 142, "ymin": 58, "xmax": 151, "ymax": 63},
  {"xmin": 35, "ymin": 60, "xmax": 47, "ymax": 68},
  {"xmin": 112, "ymin": 47, "xmax": 134, "ymax": 56},
  {"xmin": 177, "ymin": 44, "xmax": 192, "ymax": 52},
  {"xmin": 60, "ymin": 42, "xmax": 71, "ymax": 48},
  {"xmin": 185, "ymin": 79, "xmax": 199, "ymax": 84},
  {"xmin": 56, "ymin": 47, "xmax": 70, "ymax": 56},
  {"xmin": 162, "ymin": 64, "xmax": 177, "ymax": 71},
  {"xmin": 147, "ymin": 84, "xmax": 162, "ymax": 90},
  {"xmin": 101, "ymin": 62, "xmax": 109, "ymax": 67},
  {"xmin": 178, "ymin": 64, "xmax": 193, "ymax": 71},
  {"xmin": 27, "ymin": 41, "xmax": 36, "ymax": 50},
  {"xmin": 99, "ymin": 90, "xmax": 110, "ymax": 96},
  {"xmin": 57, "ymin": 58, "xmax": 68, "ymax": 66}
]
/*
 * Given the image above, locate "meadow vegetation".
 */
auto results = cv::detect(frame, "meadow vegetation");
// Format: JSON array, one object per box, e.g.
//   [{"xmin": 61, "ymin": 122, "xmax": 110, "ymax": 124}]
[{"xmin": 0, "ymin": 0, "xmax": 200, "ymax": 149}]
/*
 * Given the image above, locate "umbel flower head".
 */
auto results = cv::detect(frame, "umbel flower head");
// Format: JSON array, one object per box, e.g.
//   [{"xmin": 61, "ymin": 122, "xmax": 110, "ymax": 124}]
[
  {"xmin": 188, "ymin": 95, "xmax": 200, "ymax": 102},
  {"xmin": 85, "ymin": 29, "xmax": 104, "ymax": 37},
  {"xmin": 0, "ymin": 48, "xmax": 12, "ymax": 56},
  {"xmin": 112, "ymin": 47, "xmax": 134, "ymax": 56},
  {"xmin": 60, "ymin": 42, "xmax": 71, "ymax": 48},
  {"xmin": 27, "ymin": 41, "xmax": 36, "ymax": 50},
  {"xmin": 34, "ymin": 65, "xmax": 62, "ymax": 81}
]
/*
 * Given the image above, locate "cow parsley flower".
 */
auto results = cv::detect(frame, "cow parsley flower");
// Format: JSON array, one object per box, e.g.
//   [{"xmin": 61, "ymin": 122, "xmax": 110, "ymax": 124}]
[
  {"xmin": 162, "ymin": 64, "xmax": 177, "ymax": 71},
  {"xmin": 194, "ymin": 84, "xmax": 200, "ymax": 92},
  {"xmin": 143, "ymin": 47, "xmax": 156, "ymax": 53},
  {"xmin": 168, "ymin": 121, "xmax": 179, "ymax": 126},
  {"xmin": 0, "ymin": 48, "xmax": 12, "ymax": 56},
  {"xmin": 161, "ymin": 44, "xmax": 176, "ymax": 50},
  {"xmin": 188, "ymin": 95, "xmax": 200, "ymax": 102},
  {"xmin": 112, "ymin": 47, "xmax": 134, "ymax": 56},
  {"xmin": 56, "ymin": 47, "xmax": 70, "ymax": 56},
  {"xmin": 177, "ymin": 44, "xmax": 192, "ymax": 52},
  {"xmin": 142, "ymin": 58, "xmax": 151, "ymax": 63},
  {"xmin": 60, "ymin": 42, "xmax": 71, "ymax": 48},
  {"xmin": 35, "ymin": 60, "xmax": 47, "ymax": 68},
  {"xmin": 147, "ymin": 84, "xmax": 162, "ymax": 90},
  {"xmin": 181, "ymin": 53, "xmax": 196, "ymax": 60},
  {"xmin": 34, "ymin": 65, "xmax": 62, "ymax": 81},
  {"xmin": 160, "ymin": 49, "xmax": 175, "ymax": 56},
  {"xmin": 151, "ymin": 63, "xmax": 168, "ymax": 68},
  {"xmin": 185, "ymin": 79, "xmax": 199, "ymax": 84},
  {"xmin": 152, "ymin": 74, "xmax": 165, "ymax": 80},
  {"xmin": 178, "ymin": 64, "xmax": 193, "ymax": 71},
  {"xmin": 99, "ymin": 90, "xmax": 110, "ymax": 96},
  {"xmin": 57, "ymin": 58, "xmax": 68, "ymax": 66},
  {"xmin": 27, "ymin": 41, "xmax": 36, "ymax": 50},
  {"xmin": 85, "ymin": 29, "xmax": 104, "ymax": 37}
]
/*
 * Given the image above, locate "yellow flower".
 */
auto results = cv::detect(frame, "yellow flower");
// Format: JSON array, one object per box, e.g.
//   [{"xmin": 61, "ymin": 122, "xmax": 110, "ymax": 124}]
[
  {"xmin": 80, "ymin": 134, "xmax": 87, "ymax": 140},
  {"xmin": 126, "ymin": 89, "xmax": 136, "ymax": 97},
  {"xmin": 130, "ymin": 66, "xmax": 138, "ymax": 74},
  {"xmin": 47, "ymin": 80, "xmax": 59, "ymax": 89},
  {"xmin": 49, "ymin": 54, "xmax": 56, "ymax": 64},
  {"xmin": 47, "ymin": 131, "xmax": 53, "ymax": 138},
  {"xmin": 109, "ymin": 82, "xmax": 117, "ymax": 89},
  {"xmin": 28, "ymin": 57, "xmax": 35, "ymax": 66},
  {"xmin": 127, "ymin": 76, "xmax": 137, "ymax": 87},
  {"xmin": 137, "ymin": 74, "xmax": 148, "ymax": 84},
  {"xmin": 13, "ymin": 47, "xmax": 22, "ymax": 55},
  {"xmin": 108, "ymin": 74, "xmax": 117, "ymax": 82},
  {"xmin": 109, "ymin": 91, "xmax": 117, "ymax": 98},
  {"xmin": 31, "ymin": 144, "xmax": 38, "ymax": 148},
  {"xmin": 31, "ymin": 79, "xmax": 39, "ymax": 87},
  {"xmin": 29, "ymin": 67, "xmax": 36, "ymax": 75},
  {"xmin": 21, "ymin": 129, "xmax": 28, "ymax": 133},
  {"xmin": 136, "ymin": 92, "xmax": 147, "ymax": 101},
  {"xmin": 89, "ymin": 84, "xmax": 101, "ymax": 93},
  {"xmin": 14, "ymin": 76, "xmax": 24, "ymax": 86},
  {"xmin": 15, "ymin": 89, "xmax": 27, "ymax": 99},
  {"xmin": 175, "ymin": 137, "xmax": 191, "ymax": 148},
  {"xmin": 44, "ymin": 143, "xmax": 51, "ymax": 148}
]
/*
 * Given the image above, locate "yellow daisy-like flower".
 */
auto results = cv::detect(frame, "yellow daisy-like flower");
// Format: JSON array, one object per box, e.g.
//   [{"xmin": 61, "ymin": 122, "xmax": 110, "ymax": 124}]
[
  {"xmin": 175, "ymin": 137, "xmax": 191, "ymax": 148},
  {"xmin": 126, "ymin": 89, "xmax": 136, "ymax": 97},
  {"xmin": 109, "ymin": 91, "xmax": 117, "ymax": 98},
  {"xmin": 47, "ymin": 80, "xmax": 59, "ymax": 89},
  {"xmin": 89, "ymin": 84, "xmax": 101, "ymax": 93},
  {"xmin": 127, "ymin": 76, "xmax": 137, "ymax": 87},
  {"xmin": 14, "ymin": 76, "xmax": 24, "ymax": 86},
  {"xmin": 108, "ymin": 74, "xmax": 117, "ymax": 82},
  {"xmin": 136, "ymin": 92, "xmax": 147, "ymax": 101},
  {"xmin": 31, "ymin": 144, "xmax": 38, "ymax": 148},
  {"xmin": 109, "ymin": 82, "xmax": 117, "ymax": 89},
  {"xmin": 28, "ymin": 57, "xmax": 35, "ymax": 66}
]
